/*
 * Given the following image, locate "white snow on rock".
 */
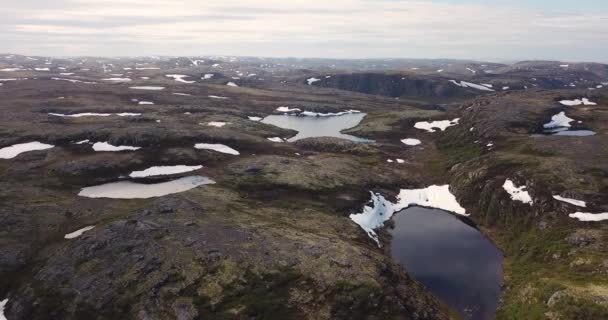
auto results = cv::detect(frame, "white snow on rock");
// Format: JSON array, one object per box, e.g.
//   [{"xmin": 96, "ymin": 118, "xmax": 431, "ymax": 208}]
[
  {"xmin": 0, "ymin": 141, "xmax": 54, "ymax": 159},
  {"xmin": 102, "ymin": 78, "xmax": 131, "ymax": 82},
  {"xmin": 203, "ymin": 74, "xmax": 214, "ymax": 79},
  {"xmin": 226, "ymin": 82, "xmax": 238, "ymax": 87},
  {"xmin": 267, "ymin": 137, "xmax": 285, "ymax": 143},
  {"xmin": 75, "ymin": 139, "xmax": 90, "ymax": 145},
  {"xmin": 129, "ymin": 165, "xmax": 203, "ymax": 178},
  {"xmin": 78, "ymin": 176, "xmax": 215, "ymax": 199},
  {"xmin": 92, "ymin": 142, "xmax": 140, "ymax": 152},
  {"xmin": 387, "ymin": 159, "xmax": 394, "ymax": 163},
  {"xmin": 129, "ymin": 86, "xmax": 165, "ymax": 90},
  {"xmin": 59, "ymin": 72, "xmax": 74, "ymax": 76},
  {"xmin": 503, "ymin": 179, "xmax": 533, "ymax": 205},
  {"xmin": 569, "ymin": 212, "xmax": 608, "ymax": 222},
  {"xmin": 207, "ymin": 121, "xmax": 229, "ymax": 128},
  {"xmin": 559, "ymin": 98, "xmax": 597, "ymax": 106},
  {"xmin": 414, "ymin": 118, "xmax": 460, "ymax": 132},
  {"xmin": 1, "ymin": 298, "xmax": 8, "ymax": 319},
  {"xmin": 208, "ymin": 95, "xmax": 228, "ymax": 99},
  {"xmin": 349, "ymin": 185, "xmax": 467, "ymax": 245},
  {"xmin": 396, "ymin": 159, "xmax": 405, "ymax": 164},
  {"xmin": 307, "ymin": 77, "xmax": 321, "ymax": 85},
  {"xmin": 502, "ymin": 86, "xmax": 510, "ymax": 90},
  {"xmin": 449, "ymin": 80, "xmax": 495, "ymax": 92},
  {"xmin": 248, "ymin": 116, "xmax": 263, "ymax": 121},
  {"xmin": 34, "ymin": 67, "xmax": 50, "ymax": 71},
  {"xmin": 49, "ymin": 112, "xmax": 112, "ymax": 117},
  {"xmin": 64, "ymin": 226, "xmax": 95, "ymax": 239},
  {"xmin": 173, "ymin": 92, "xmax": 192, "ymax": 96},
  {"xmin": 276, "ymin": 106, "xmax": 301, "ymax": 113},
  {"xmin": 401, "ymin": 138, "xmax": 422, "ymax": 146},
  {"xmin": 138, "ymin": 101, "xmax": 154, "ymax": 105},
  {"xmin": 553, "ymin": 195, "xmax": 586, "ymax": 207},
  {"xmin": 116, "ymin": 113, "xmax": 142, "ymax": 117},
  {"xmin": 166, "ymin": 74, "xmax": 195, "ymax": 84},
  {"xmin": 194, "ymin": 143, "xmax": 239, "ymax": 155},
  {"xmin": 544, "ymin": 112, "xmax": 575, "ymax": 129}
]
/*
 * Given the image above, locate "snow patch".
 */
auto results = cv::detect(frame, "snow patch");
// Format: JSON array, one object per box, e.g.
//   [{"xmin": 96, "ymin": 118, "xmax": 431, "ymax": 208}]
[
  {"xmin": 267, "ymin": 137, "xmax": 285, "ymax": 143},
  {"xmin": 166, "ymin": 74, "xmax": 195, "ymax": 84},
  {"xmin": 64, "ymin": 226, "xmax": 95, "ymax": 239},
  {"xmin": 503, "ymin": 179, "xmax": 533, "ymax": 205},
  {"xmin": 414, "ymin": 118, "xmax": 460, "ymax": 132},
  {"xmin": 194, "ymin": 143, "xmax": 239, "ymax": 155},
  {"xmin": 276, "ymin": 106, "xmax": 301, "ymax": 113},
  {"xmin": 553, "ymin": 195, "xmax": 586, "ymax": 207},
  {"xmin": 0, "ymin": 141, "xmax": 54, "ymax": 159},
  {"xmin": 129, "ymin": 86, "xmax": 165, "ymax": 90},
  {"xmin": 92, "ymin": 142, "xmax": 140, "ymax": 152},
  {"xmin": 449, "ymin": 80, "xmax": 495, "ymax": 92},
  {"xmin": 207, "ymin": 121, "xmax": 229, "ymax": 128},
  {"xmin": 129, "ymin": 165, "xmax": 203, "ymax": 178},
  {"xmin": 349, "ymin": 185, "xmax": 467, "ymax": 245},
  {"xmin": 544, "ymin": 112, "xmax": 575, "ymax": 129},
  {"xmin": 79, "ymin": 176, "xmax": 215, "ymax": 199},
  {"xmin": 307, "ymin": 77, "xmax": 321, "ymax": 85},
  {"xmin": 569, "ymin": 212, "xmax": 608, "ymax": 222},
  {"xmin": 401, "ymin": 138, "xmax": 422, "ymax": 146},
  {"xmin": 559, "ymin": 98, "xmax": 597, "ymax": 106}
]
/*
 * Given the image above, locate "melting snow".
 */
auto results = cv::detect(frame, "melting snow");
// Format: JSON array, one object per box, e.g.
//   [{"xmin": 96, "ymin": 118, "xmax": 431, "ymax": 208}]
[
  {"xmin": 92, "ymin": 142, "xmax": 140, "ymax": 152},
  {"xmin": 553, "ymin": 195, "xmax": 586, "ymax": 207},
  {"xmin": 194, "ymin": 143, "xmax": 239, "ymax": 155},
  {"xmin": 401, "ymin": 138, "xmax": 422, "ymax": 146},
  {"xmin": 414, "ymin": 118, "xmax": 460, "ymax": 132},
  {"xmin": 0, "ymin": 141, "xmax": 54, "ymax": 159},
  {"xmin": 208, "ymin": 95, "xmax": 228, "ymax": 99},
  {"xmin": 503, "ymin": 179, "xmax": 533, "ymax": 205},
  {"xmin": 248, "ymin": 116, "xmax": 263, "ymax": 121},
  {"xmin": 203, "ymin": 74, "xmax": 214, "ymax": 79},
  {"xmin": 129, "ymin": 165, "xmax": 203, "ymax": 178},
  {"xmin": 349, "ymin": 185, "xmax": 467, "ymax": 245},
  {"xmin": 78, "ymin": 176, "xmax": 215, "ymax": 199},
  {"xmin": 34, "ymin": 67, "xmax": 50, "ymax": 71},
  {"xmin": 64, "ymin": 226, "xmax": 95, "ymax": 239},
  {"xmin": 227, "ymin": 82, "xmax": 238, "ymax": 87},
  {"xmin": 138, "ymin": 101, "xmax": 154, "ymax": 105},
  {"xmin": 173, "ymin": 92, "xmax": 191, "ymax": 96}
]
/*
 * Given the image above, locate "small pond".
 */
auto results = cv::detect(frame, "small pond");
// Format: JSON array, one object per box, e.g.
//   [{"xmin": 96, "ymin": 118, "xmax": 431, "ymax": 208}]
[
  {"xmin": 261, "ymin": 113, "xmax": 372, "ymax": 142},
  {"xmin": 389, "ymin": 207, "xmax": 503, "ymax": 320}
]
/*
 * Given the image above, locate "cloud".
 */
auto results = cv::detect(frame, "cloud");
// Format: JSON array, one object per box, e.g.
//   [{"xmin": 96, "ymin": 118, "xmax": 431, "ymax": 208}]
[{"xmin": 2, "ymin": 0, "xmax": 607, "ymax": 61}]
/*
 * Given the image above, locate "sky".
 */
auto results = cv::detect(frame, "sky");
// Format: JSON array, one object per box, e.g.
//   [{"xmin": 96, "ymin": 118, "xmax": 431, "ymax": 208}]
[{"xmin": 1, "ymin": 0, "xmax": 607, "ymax": 62}]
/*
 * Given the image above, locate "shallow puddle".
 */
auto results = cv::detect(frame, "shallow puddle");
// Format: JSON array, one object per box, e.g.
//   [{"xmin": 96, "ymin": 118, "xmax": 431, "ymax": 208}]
[
  {"xmin": 261, "ymin": 113, "xmax": 371, "ymax": 142},
  {"xmin": 389, "ymin": 207, "xmax": 503, "ymax": 320}
]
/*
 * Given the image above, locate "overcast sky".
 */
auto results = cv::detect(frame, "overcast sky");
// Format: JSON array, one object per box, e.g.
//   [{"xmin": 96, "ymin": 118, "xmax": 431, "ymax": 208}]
[{"xmin": 2, "ymin": 0, "xmax": 607, "ymax": 62}]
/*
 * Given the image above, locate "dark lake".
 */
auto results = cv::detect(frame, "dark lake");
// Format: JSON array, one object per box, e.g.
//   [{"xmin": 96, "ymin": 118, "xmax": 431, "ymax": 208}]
[
  {"xmin": 389, "ymin": 207, "xmax": 503, "ymax": 320},
  {"xmin": 261, "ymin": 113, "xmax": 372, "ymax": 142}
]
